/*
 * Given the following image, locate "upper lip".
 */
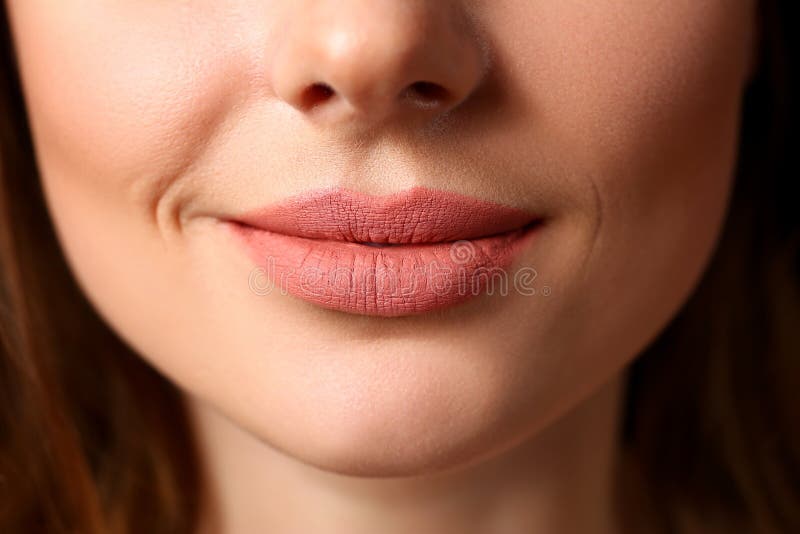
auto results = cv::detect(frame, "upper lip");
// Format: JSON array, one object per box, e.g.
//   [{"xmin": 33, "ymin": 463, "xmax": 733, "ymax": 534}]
[{"xmin": 228, "ymin": 186, "xmax": 541, "ymax": 244}]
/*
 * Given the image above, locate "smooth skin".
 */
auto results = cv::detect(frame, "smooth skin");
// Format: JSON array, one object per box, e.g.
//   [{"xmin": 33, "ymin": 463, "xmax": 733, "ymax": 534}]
[{"xmin": 5, "ymin": 1, "xmax": 757, "ymax": 533}]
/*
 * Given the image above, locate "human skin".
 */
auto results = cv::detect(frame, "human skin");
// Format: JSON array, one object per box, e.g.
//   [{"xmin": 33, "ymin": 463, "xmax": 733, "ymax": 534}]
[{"xmin": 5, "ymin": 1, "xmax": 756, "ymax": 533}]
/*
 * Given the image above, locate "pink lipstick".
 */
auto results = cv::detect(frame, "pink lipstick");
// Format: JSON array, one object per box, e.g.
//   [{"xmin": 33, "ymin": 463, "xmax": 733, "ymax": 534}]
[{"xmin": 225, "ymin": 186, "xmax": 542, "ymax": 316}]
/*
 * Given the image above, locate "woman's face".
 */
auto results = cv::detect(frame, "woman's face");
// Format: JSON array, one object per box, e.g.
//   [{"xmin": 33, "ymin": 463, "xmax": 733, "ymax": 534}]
[{"xmin": 6, "ymin": 0, "xmax": 756, "ymax": 475}]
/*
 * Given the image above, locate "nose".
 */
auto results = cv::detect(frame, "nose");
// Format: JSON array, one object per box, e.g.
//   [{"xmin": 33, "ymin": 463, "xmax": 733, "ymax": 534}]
[{"xmin": 270, "ymin": 0, "xmax": 489, "ymax": 133}]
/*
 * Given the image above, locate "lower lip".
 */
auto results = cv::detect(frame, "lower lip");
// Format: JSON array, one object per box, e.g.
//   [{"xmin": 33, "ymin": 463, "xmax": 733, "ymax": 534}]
[{"xmin": 225, "ymin": 221, "xmax": 541, "ymax": 317}]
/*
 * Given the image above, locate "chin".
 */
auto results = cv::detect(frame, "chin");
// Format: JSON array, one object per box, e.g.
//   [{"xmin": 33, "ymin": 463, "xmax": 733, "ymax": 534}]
[{"xmin": 202, "ymin": 343, "xmax": 547, "ymax": 479}]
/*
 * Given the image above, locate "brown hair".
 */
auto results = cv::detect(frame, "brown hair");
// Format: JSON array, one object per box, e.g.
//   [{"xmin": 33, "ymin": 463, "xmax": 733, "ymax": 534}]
[
  {"xmin": 1, "ymin": 2, "xmax": 797, "ymax": 533},
  {"xmin": 0, "ymin": 6, "xmax": 206, "ymax": 533}
]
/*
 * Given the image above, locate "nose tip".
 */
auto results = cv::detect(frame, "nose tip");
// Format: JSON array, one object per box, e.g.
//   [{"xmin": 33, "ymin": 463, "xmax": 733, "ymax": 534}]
[{"xmin": 271, "ymin": 1, "xmax": 489, "ymax": 131}]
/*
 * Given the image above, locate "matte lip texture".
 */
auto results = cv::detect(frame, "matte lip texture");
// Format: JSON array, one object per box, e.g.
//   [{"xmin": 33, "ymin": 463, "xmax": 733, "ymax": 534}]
[{"xmin": 225, "ymin": 186, "xmax": 542, "ymax": 317}]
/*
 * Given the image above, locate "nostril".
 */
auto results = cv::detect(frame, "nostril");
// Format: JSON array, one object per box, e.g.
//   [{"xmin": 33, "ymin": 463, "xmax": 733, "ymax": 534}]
[
  {"xmin": 300, "ymin": 83, "xmax": 335, "ymax": 110},
  {"xmin": 401, "ymin": 81, "xmax": 450, "ymax": 108}
]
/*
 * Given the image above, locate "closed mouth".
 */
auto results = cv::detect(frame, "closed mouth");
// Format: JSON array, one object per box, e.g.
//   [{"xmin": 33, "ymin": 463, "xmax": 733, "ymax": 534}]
[{"xmin": 224, "ymin": 187, "xmax": 544, "ymax": 316}]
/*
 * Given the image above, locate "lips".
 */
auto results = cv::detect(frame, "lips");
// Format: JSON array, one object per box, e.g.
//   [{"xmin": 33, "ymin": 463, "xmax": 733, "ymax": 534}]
[
  {"xmin": 230, "ymin": 185, "xmax": 539, "ymax": 244},
  {"xmin": 225, "ymin": 186, "xmax": 542, "ymax": 316}
]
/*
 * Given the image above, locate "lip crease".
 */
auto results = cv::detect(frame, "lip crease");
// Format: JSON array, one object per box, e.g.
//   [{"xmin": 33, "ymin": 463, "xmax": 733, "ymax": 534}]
[{"xmin": 224, "ymin": 186, "xmax": 543, "ymax": 317}]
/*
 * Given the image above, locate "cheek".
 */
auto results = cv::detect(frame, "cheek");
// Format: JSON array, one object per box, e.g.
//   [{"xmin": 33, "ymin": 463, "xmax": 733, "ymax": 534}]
[
  {"xmin": 531, "ymin": 1, "xmax": 753, "ymax": 212},
  {"xmin": 4, "ymin": 3, "xmax": 267, "ymax": 384},
  {"xmin": 481, "ymin": 1, "xmax": 754, "ymax": 367},
  {"xmin": 576, "ymin": 3, "xmax": 751, "ymax": 287},
  {"xmin": 6, "ymin": 1, "xmax": 250, "ymax": 213},
  {"xmin": 496, "ymin": 0, "xmax": 753, "ymax": 260}
]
